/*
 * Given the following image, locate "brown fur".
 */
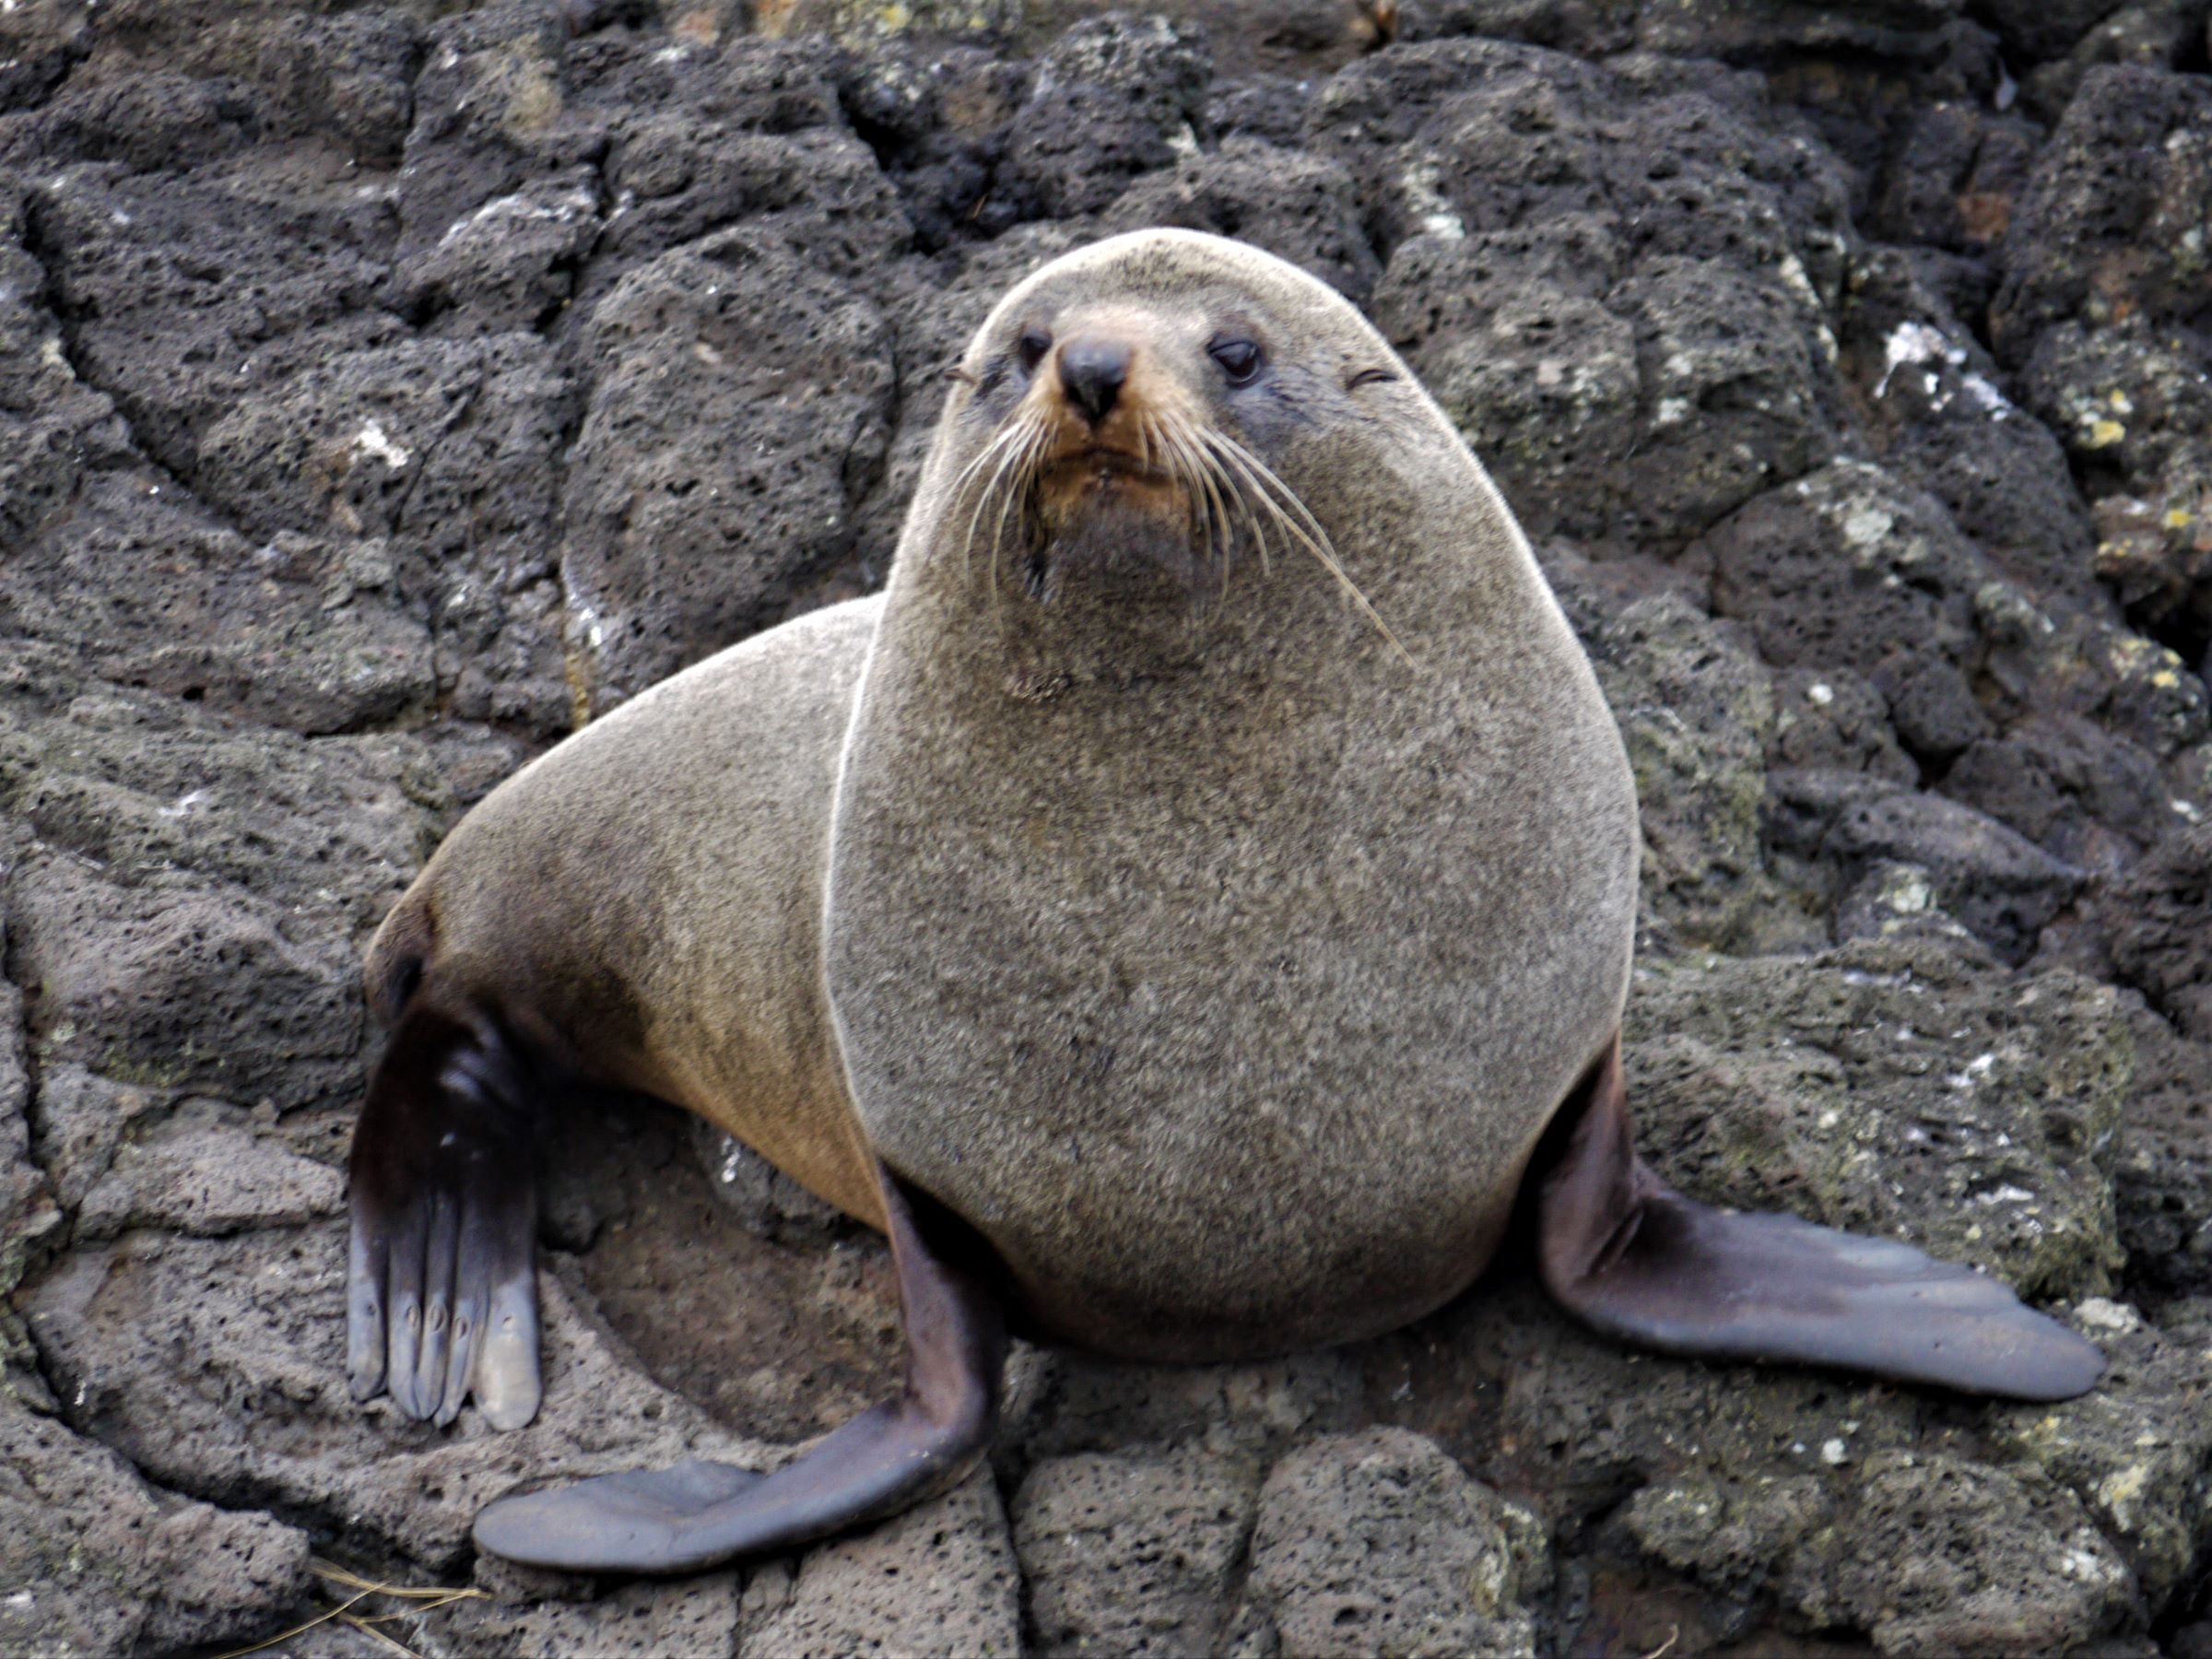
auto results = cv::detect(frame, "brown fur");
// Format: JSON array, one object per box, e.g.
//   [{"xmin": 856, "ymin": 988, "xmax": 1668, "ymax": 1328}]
[
  {"xmin": 367, "ymin": 597, "xmax": 887, "ymax": 1228},
  {"xmin": 826, "ymin": 230, "xmax": 1640, "ymax": 1361}
]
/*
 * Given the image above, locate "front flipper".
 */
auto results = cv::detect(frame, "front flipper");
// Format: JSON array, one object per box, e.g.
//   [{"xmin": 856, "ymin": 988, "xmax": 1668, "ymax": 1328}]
[
  {"xmin": 471, "ymin": 1169, "xmax": 1006, "ymax": 1575},
  {"xmin": 1535, "ymin": 1034, "xmax": 2105, "ymax": 1403},
  {"xmin": 347, "ymin": 1001, "xmax": 544, "ymax": 1430}
]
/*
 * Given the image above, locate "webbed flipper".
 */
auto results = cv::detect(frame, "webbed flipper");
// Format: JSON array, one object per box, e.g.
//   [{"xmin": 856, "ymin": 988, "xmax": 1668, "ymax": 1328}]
[
  {"xmin": 347, "ymin": 1001, "xmax": 543, "ymax": 1430},
  {"xmin": 1535, "ymin": 1034, "xmax": 2105, "ymax": 1402},
  {"xmin": 470, "ymin": 1169, "xmax": 1006, "ymax": 1574}
]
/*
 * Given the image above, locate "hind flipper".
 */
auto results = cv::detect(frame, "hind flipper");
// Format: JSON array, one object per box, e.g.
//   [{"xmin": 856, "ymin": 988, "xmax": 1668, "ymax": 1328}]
[
  {"xmin": 1535, "ymin": 1033, "xmax": 2105, "ymax": 1403},
  {"xmin": 348, "ymin": 1002, "xmax": 543, "ymax": 1430},
  {"xmin": 471, "ymin": 1169, "xmax": 1005, "ymax": 1575}
]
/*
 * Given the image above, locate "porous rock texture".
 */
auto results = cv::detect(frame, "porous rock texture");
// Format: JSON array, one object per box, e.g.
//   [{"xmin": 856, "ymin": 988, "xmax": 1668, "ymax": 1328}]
[{"xmin": 0, "ymin": 1, "xmax": 2208, "ymax": 1653}]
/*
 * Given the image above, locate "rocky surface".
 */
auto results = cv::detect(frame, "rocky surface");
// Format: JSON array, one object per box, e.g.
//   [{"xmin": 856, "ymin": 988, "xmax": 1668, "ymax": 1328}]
[{"xmin": 0, "ymin": 1, "xmax": 2208, "ymax": 1654}]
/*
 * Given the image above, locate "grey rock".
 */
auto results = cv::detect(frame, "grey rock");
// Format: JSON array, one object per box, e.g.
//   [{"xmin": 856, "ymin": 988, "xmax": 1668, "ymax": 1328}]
[
  {"xmin": 1013, "ymin": 1346, "xmax": 1367, "ymax": 1470},
  {"xmin": 688, "ymin": 1117, "xmax": 852, "ymax": 1244},
  {"xmin": 1766, "ymin": 770, "xmax": 2084, "ymax": 962},
  {"xmin": 747, "ymin": 1470, "xmax": 1021, "ymax": 1658},
  {"xmin": 2092, "ymin": 441, "xmax": 2212, "ymax": 654},
  {"xmin": 1013, "ymin": 1448, "xmax": 1260, "ymax": 1655},
  {"xmin": 27, "ymin": 1064, "xmax": 163, "ymax": 1215},
  {"xmin": 26, "ymin": 158, "xmax": 405, "ymax": 496},
  {"xmin": 11, "ymin": 854, "xmax": 362, "ymax": 1109},
  {"xmin": 1626, "ymin": 935, "xmax": 2128, "ymax": 1301},
  {"xmin": 2106, "ymin": 822, "xmax": 2212, "ymax": 1038},
  {"xmin": 1636, "ymin": 0, "xmax": 1971, "ymax": 61},
  {"xmin": 1990, "ymin": 1296, "xmax": 2212, "ymax": 1612},
  {"xmin": 1991, "ymin": 65, "xmax": 2212, "ymax": 363},
  {"xmin": 1702, "ymin": 462, "xmax": 1992, "ymax": 765},
  {"xmin": 1842, "ymin": 251, "xmax": 2101, "ymax": 610},
  {"xmin": 1865, "ymin": 101, "xmax": 2041, "ymax": 253},
  {"xmin": 1625, "ymin": 1471, "xmax": 1832, "ymax": 1601},
  {"xmin": 2017, "ymin": 0, "xmax": 2212, "ymax": 122},
  {"xmin": 422, "ymin": 1569, "xmax": 744, "ymax": 1658},
  {"xmin": 1945, "ymin": 717, "xmax": 2171, "ymax": 870},
  {"xmin": 389, "ymin": 2, "xmax": 607, "ymax": 269},
  {"xmin": 22, "ymin": 1223, "xmax": 764, "ymax": 1570},
  {"xmin": 2022, "ymin": 322, "xmax": 2212, "ymax": 492},
  {"xmin": 999, "ymin": 14, "xmax": 1213, "ymax": 222},
  {"xmin": 1766, "ymin": 665, "xmax": 1917, "ymax": 784},
  {"xmin": 2110, "ymin": 1004, "xmax": 2212, "ymax": 1295},
  {"xmin": 1780, "ymin": 1453, "xmax": 2133, "ymax": 1654},
  {"xmin": 1236, "ymin": 1428, "xmax": 1546, "ymax": 1659},
  {"xmin": 0, "ymin": 1392, "xmax": 312, "ymax": 1658},
  {"xmin": 76, "ymin": 1107, "xmax": 345, "ymax": 1241},
  {"xmin": 0, "ymin": 907, "xmax": 57, "ymax": 1379},
  {"xmin": 1018, "ymin": 0, "xmax": 1392, "ymax": 76},
  {"xmin": 390, "ymin": 171, "xmax": 602, "ymax": 335},
  {"xmin": 1104, "ymin": 139, "xmax": 1380, "ymax": 303},
  {"xmin": 1977, "ymin": 0, "xmax": 2137, "ymax": 64},
  {"xmin": 606, "ymin": 122, "xmax": 909, "ymax": 290},
  {"xmin": 772, "ymin": 0, "xmax": 1025, "ymax": 45},
  {"xmin": 1833, "ymin": 857, "xmax": 1984, "ymax": 949},
  {"xmin": 0, "ymin": 679, "xmax": 427, "ymax": 938},
  {"xmin": 243, "ymin": 7, "xmax": 424, "ymax": 165},
  {"xmin": 559, "ymin": 228, "xmax": 896, "ymax": 704},
  {"xmin": 1325, "ymin": 41, "xmax": 1846, "ymax": 548},
  {"xmin": 0, "ymin": 1, "xmax": 91, "ymax": 116},
  {"xmin": 0, "ymin": 473, "xmax": 435, "ymax": 735},
  {"xmin": 1583, "ymin": 594, "xmax": 1816, "ymax": 954}
]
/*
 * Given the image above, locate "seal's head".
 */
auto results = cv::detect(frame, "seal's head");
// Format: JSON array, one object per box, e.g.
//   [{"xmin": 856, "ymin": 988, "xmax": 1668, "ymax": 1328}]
[{"xmin": 928, "ymin": 230, "xmax": 1415, "ymax": 646}]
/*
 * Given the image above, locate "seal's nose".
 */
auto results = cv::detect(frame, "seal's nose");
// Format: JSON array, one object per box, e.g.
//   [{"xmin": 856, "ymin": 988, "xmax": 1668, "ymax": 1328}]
[{"xmin": 1059, "ymin": 338, "xmax": 1130, "ymax": 426}]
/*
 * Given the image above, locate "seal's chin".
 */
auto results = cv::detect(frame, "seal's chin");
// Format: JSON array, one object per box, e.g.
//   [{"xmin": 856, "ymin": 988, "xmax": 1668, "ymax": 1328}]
[{"xmin": 1030, "ymin": 448, "xmax": 1204, "ymax": 602}]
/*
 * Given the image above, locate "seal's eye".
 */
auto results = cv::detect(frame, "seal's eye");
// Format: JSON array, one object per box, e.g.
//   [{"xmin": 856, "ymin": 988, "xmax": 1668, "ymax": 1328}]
[
  {"xmin": 1016, "ymin": 329, "xmax": 1053, "ymax": 375},
  {"xmin": 1208, "ymin": 336, "xmax": 1263, "ymax": 385}
]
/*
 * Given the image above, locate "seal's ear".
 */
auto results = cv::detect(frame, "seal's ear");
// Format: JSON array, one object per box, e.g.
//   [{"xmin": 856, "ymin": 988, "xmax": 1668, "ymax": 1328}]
[
  {"xmin": 469, "ymin": 1166, "xmax": 1006, "ymax": 1574},
  {"xmin": 1535, "ymin": 1034, "xmax": 2106, "ymax": 1402},
  {"xmin": 347, "ymin": 998, "xmax": 545, "ymax": 1431}
]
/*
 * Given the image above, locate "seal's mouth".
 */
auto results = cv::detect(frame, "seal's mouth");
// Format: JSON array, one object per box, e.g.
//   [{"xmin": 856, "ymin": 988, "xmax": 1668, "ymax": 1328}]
[
  {"xmin": 941, "ymin": 342, "xmax": 1404, "ymax": 655},
  {"xmin": 1036, "ymin": 443, "xmax": 1181, "ymax": 513}
]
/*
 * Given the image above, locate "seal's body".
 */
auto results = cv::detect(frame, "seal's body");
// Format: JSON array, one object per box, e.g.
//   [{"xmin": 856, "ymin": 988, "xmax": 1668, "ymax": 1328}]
[
  {"xmin": 345, "ymin": 231, "xmax": 2103, "ymax": 1578},
  {"xmin": 825, "ymin": 241, "xmax": 1638, "ymax": 1357}
]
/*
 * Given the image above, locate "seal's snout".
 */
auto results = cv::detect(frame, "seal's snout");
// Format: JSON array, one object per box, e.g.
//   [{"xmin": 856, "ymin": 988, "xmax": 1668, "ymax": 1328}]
[{"xmin": 1058, "ymin": 336, "xmax": 1131, "ymax": 426}]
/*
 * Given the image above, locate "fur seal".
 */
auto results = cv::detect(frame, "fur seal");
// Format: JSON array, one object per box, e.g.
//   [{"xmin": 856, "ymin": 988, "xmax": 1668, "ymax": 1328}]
[{"xmin": 346, "ymin": 229, "xmax": 2103, "ymax": 1577}]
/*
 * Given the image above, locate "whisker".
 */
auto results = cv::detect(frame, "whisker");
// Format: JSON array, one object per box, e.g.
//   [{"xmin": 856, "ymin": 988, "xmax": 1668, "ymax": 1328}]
[
  {"xmin": 988, "ymin": 420, "xmax": 1050, "ymax": 622},
  {"xmin": 1184, "ymin": 414, "xmax": 1270, "ymax": 582},
  {"xmin": 1192, "ymin": 422, "xmax": 1273, "ymax": 581},
  {"xmin": 959, "ymin": 414, "xmax": 1041, "ymax": 586},
  {"xmin": 950, "ymin": 418, "xmax": 1036, "ymax": 582},
  {"xmin": 1206, "ymin": 431, "xmax": 1415, "ymax": 667},
  {"xmin": 991, "ymin": 423, "xmax": 1043, "ymax": 578},
  {"xmin": 1157, "ymin": 412, "xmax": 1234, "ymax": 597}
]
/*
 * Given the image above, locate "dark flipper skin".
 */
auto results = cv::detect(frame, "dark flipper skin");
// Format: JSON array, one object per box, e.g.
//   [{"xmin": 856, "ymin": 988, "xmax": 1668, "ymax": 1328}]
[
  {"xmin": 1536, "ymin": 1033, "xmax": 2106, "ymax": 1402},
  {"xmin": 470, "ymin": 1168, "xmax": 1007, "ymax": 1575},
  {"xmin": 347, "ymin": 1001, "xmax": 544, "ymax": 1431}
]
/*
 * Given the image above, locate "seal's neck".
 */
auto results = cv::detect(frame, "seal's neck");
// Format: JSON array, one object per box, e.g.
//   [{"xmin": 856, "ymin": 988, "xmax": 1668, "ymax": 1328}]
[{"xmin": 899, "ymin": 499, "xmax": 1397, "ymax": 706}]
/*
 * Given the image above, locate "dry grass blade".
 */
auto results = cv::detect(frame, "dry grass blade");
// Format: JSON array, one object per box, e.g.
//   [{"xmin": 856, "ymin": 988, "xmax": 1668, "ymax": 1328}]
[
  {"xmin": 309, "ymin": 1559, "xmax": 488, "ymax": 1604},
  {"xmin": 212, "ymin": 1561, "xmax": 488, "ymax": 1659},
  {"xmin": 338, "ymin": 1612, "xmax": 430, "ymax": 1659},
  {"xmin": 211, "ymin": 1586, "xmax": 381, "ymax": 1659}
]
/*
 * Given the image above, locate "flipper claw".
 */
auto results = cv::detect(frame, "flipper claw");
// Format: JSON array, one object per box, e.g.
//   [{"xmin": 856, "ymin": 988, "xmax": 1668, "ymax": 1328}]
[{"xmin": 347, "ymin": 1002, "xmax": 545, "ymax": 1431}]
